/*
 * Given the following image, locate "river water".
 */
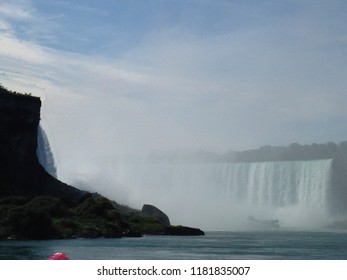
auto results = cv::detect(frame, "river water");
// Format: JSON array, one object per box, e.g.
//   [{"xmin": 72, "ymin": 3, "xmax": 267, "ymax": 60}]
[{"xmin": 1, "ymin": 231, "xmax": 347, "ymax": 260}]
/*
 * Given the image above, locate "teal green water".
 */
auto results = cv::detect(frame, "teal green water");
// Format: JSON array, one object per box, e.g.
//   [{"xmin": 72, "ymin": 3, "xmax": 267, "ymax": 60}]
[{"xmin": 1, "ymin": 231, "xmax": 347, "ymax": 260}]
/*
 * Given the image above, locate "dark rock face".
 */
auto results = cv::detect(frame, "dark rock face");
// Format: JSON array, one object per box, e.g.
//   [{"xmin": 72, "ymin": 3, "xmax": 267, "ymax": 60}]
[
  {"xmin": 0, "ymin": 86, "xmax": 84, "ymax": 203},
  {"xmin": 141, "ymin": 204, "xmax": 171, "ymax": 226}
]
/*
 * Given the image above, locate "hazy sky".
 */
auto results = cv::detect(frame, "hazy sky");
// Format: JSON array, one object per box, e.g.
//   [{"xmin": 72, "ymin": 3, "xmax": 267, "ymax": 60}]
[{"xmin": 1, "ymin": 0, "xmax": 347, "ymax": 163}]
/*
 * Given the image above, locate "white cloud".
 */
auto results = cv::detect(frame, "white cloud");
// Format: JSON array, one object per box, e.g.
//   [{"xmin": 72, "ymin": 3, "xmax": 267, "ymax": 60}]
[
  {"xmin": 0, "ymin": 33, "xmax": 52, "ymax": 64},
  {"xmin": 0, "ymin": 1, "xmax": 33, "ymax": 20}
]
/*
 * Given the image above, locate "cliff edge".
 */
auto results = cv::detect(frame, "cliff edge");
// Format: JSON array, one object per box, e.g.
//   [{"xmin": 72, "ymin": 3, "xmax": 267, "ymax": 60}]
[
  {"xmin": 0, "ymin": 86, "xmax": 125, "ymax": 239},
  {"xmin": 0, "ymin": 86, "xmax": 84, "ymax": 203}
]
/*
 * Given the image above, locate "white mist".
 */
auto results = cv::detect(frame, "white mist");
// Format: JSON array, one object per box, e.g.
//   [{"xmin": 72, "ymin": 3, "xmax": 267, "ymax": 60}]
[{"xmin": 68, "ymin": 157, "xmax": 333, "ymax": 231}]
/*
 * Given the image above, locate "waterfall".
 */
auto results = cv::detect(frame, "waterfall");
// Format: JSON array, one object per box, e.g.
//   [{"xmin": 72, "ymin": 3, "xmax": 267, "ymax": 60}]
[
  {"xmin": 110, "ymin": 158, "xmax": 333, "ymax": 230},
  {"xmin": 222, "ymin": 160, "xmax": 331, "ymax": 210},
  {"xmin": 37, "ymin": 125, "xmax": 57, "ymax": 177}
]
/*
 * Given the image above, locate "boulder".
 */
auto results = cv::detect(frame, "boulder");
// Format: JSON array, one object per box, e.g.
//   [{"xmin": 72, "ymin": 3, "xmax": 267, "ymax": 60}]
[{"xmin": 141, "ymin": 204, "xmax": 170, "ymax": 226}]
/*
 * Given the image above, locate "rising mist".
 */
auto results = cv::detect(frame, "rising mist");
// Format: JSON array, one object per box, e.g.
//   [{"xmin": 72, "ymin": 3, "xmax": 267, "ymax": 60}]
[{"xmin": 46, "ymin": 150, "xmax": 338, "ymax": 231}]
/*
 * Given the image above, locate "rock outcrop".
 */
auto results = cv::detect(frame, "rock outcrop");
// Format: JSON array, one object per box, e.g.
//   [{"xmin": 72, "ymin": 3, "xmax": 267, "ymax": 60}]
[
  {"xmin": 117, "ymin": 202, "xmax": 204, "ymax": 236},
  {"xmin": 0, "ymin": 86, "xmax": 84, "ymax": 203},
  {"xmin": 162, "ymin": 225, "xmax": 205, "ymax": 236},
  {"xmin": 141, "ymin": 204, "xmax": 171, "ymax": 226}
]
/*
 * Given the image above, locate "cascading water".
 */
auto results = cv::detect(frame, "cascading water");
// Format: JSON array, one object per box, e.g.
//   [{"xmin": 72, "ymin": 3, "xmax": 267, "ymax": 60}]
[
  {"xmin": 37, "ymin": 125, "xmax": 57, "ymax": 178},
  {"xmin": 110, "ymin": 158, "xmax": 333, "ymax": 230},
  {"xmin": 222, "ymin": 160, "xmax": 331, "ymax": 210}
]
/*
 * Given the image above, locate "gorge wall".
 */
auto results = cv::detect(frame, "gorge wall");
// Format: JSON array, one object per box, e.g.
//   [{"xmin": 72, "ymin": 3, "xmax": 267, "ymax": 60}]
[{"xmin": 0, "ymin": 86, "xmax": 84, "ymax": 203}]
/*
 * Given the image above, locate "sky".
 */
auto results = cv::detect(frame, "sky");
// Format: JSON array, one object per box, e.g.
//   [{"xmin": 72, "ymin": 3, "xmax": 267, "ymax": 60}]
[{"xmin": 1, "ymin": 0, "xmax": 347, "ymax": 175}]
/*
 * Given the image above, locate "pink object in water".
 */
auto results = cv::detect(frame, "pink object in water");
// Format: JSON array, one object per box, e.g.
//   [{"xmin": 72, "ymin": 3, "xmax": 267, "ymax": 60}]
[{"xmin": 48, "ymin": 252, "xmax": 70, "ymax": 260}]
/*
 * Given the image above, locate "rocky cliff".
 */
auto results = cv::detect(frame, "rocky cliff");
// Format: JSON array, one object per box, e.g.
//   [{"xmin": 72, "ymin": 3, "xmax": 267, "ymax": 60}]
[
  {"xmin": 0, "ymin": 86, "xmax": 124, "ymax": 239},
  {"xmin": 0, "ymin": 85, "xmax": 204, "ymax": 239},
  {"xmin": 0, "ymin": 86, "xmax": 84, "ymax": 203},
  {"xmin": 141, "ymin": 204, "xmax": 171, "ymax": 226}
]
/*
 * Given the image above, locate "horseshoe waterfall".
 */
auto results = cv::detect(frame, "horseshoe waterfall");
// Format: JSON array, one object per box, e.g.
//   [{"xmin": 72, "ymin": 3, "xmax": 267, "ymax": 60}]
[{"xmin": 111, "ymin": 158, "xmax": 336, "ymax": 230}]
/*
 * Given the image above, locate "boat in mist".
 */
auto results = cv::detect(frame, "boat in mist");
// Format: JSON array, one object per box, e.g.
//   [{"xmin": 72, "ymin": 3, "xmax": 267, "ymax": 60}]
[{"xmin": 247, "ymin": 216, "xmax": 280, "ymax": 230}]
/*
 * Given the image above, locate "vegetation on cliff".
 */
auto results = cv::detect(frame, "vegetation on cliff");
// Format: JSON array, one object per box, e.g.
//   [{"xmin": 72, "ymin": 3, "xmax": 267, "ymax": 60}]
[
  {"xmin": 0, "ymin": 195, "xmax": 125, "ymax": 239},
  {"xmin": 0, "ymin": 193, "xmax": 205, "ymax": 239}
]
